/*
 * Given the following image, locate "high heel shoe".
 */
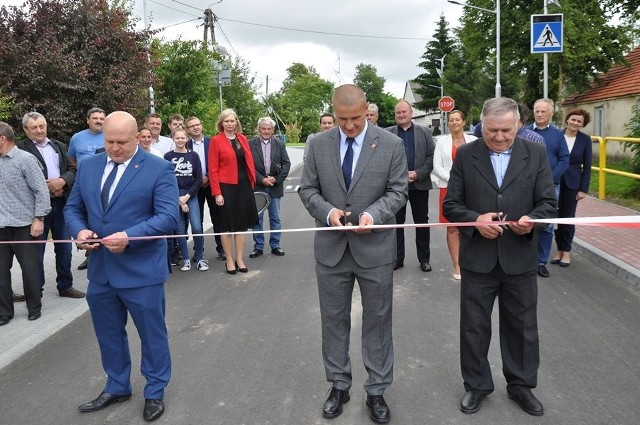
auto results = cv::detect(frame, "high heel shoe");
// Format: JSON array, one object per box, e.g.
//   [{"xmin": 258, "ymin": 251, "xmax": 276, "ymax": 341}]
[
  {"xmin": 226, "ymin": 263, "xmax": 237, "ymax": 274},
  {"xmin": 235, "ymin": 261, "xmax": 248, "ymax": 273}
]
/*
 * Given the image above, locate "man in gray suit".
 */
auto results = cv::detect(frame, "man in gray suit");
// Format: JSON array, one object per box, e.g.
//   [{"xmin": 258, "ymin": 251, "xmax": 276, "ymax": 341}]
[
  {"xmin": 386, "ymin": 100, "xmax": 435, "ymax": 272},
  {"xmin": 299, "ymin": 84, "xmax": 408, "ymax": 423},
  {"xmin": 444, "ymin": 97, "xmax": 557, "ymax": 417}
]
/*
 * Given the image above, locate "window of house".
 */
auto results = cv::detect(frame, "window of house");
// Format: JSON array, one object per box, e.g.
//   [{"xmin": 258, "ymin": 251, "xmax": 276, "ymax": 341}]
[{"xmin": 594, "ymin": 106, "xmax": 604, "ymax": 136}]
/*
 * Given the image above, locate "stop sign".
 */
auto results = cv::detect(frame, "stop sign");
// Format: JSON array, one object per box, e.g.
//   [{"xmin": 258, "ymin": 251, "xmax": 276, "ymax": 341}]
[{"xmin": 438, "ymin": 96, "xmax": 455, "ymax": 113}]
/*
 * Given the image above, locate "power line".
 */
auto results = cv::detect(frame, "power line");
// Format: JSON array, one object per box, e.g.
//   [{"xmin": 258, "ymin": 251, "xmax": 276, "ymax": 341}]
[
  {"xmin": 156, "ymin": 17, "xmax": 202, "ymax": 31},
  {"xmin": 217, "ymin": 17, "xmax": 430, "ymax": 41},
  {"xmin": 215, "ymin": 18, "xmax": 239, "ymax": 56},
  {"xmin": 148, "ymin": 0, "xmax": 200, "ymax": 18},
  {"xmin": 169, "ymin": 0, "xmax": 202, "ymax": 12}
]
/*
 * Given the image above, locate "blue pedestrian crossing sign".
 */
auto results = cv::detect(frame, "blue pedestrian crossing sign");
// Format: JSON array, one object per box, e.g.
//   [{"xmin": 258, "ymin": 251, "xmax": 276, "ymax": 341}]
[{"xmin": 531, "ymin": 14, "xmax": 563, "ymax": 53}]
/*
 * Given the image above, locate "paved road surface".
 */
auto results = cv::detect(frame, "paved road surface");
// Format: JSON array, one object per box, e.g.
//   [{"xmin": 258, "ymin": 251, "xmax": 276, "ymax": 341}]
[{"xmin": 1, "ymin": 147, "xmax": 639, "ymax": 424}]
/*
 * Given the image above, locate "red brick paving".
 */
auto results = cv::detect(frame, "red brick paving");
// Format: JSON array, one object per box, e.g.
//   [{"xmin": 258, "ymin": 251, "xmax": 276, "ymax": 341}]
[{"xmin": 575, "ymin": 196, "xmax": 640, "ymax": 271}]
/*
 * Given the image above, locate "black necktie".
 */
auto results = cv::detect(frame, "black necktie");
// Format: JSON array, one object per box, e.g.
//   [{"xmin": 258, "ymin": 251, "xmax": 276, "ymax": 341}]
[
  {"xmin": 342, "ymin": 137, "xmax": 355, "ymax": 190},
  {"xmin": 101, "ymin": 162, "xmax": 122, "ymax": 209}
]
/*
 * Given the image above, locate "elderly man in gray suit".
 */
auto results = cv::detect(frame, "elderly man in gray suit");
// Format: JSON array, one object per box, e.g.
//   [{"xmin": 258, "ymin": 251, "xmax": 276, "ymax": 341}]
[
  {"xmin": 444, "ymin": 97, "xmax": 557, "ymax": 417},
  {"xmin": 386, "ymin": 100, "xmax": 435, "ymax": 272},
  {"xmin": 299, "ymin": 84, "xmax": 408, "ymax": 424}
]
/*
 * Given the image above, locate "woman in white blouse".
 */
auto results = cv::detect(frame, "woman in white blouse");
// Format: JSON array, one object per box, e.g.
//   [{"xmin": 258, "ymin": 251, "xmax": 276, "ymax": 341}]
[{"xmin": 432, "ymin": 110, "xmax": 476, "ymax": 280}]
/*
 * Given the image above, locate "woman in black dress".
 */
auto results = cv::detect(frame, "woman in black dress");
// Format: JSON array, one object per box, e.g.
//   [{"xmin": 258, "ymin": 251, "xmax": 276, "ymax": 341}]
[{"xmin": 208, "ymin": 109, "xmax": 258, "ymax": 274}]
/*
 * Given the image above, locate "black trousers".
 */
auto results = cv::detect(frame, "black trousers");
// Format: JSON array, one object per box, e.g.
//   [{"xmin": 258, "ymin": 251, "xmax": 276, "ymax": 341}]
[
  {"xmin": 555, "ymin": 183, "xmax": 579, "ymax": 252},
  {"xmin": 460, "ymin": 264, "xmax": 539, "ymax": 394},
  {"xmin": 395, "ymin": 189, "xmax": 430, "ymax": 263},
  {"xmin": 0, "ymin": 226, "xmax": 42, "ymax": 318},
  {"xmin": 197, "ymin": 186, "xmax": 222, "ymax": 255}
]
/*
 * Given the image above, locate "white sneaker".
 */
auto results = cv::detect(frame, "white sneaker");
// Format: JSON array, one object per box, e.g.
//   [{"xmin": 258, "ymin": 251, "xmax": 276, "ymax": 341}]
[
  {"xmin": 180, "ymin": 260, "xmax": 191, "ymax": 271},
  {"xmin": 196, "ymin": 259, "xmax": 209, "ymax": 271}
]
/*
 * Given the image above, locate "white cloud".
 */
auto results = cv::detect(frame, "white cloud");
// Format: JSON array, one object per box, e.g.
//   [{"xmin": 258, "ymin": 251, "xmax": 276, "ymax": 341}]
[{"xmin": 3, "ymin": 0, "xmax": 465, "ymax": 98}]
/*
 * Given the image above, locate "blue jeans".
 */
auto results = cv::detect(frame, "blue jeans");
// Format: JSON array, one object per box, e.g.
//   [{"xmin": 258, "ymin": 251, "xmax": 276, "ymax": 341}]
[
  {"xmin": 177, "ymin": 197, "xmax": 203, "ymax": 262},
  {"xmin": 252, "ymin": 189, "xmax": 281, "ymax": 250},
  {"xmin": 537, "ymin": 184, "xmax": 560, "ymax": 265},
  {"xmin": 39, "ymin": 197, "xmax": 73, "ymax": 291}
]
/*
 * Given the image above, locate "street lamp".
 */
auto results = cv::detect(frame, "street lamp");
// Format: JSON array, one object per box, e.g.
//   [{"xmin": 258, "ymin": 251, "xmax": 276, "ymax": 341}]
[
  {"xmin": 435, "ymin": 55, "xmax": 447, "ymax": 134},
  {"xmin": 448, "ymin": 0, "xmax": 501, "ymax": 98}
]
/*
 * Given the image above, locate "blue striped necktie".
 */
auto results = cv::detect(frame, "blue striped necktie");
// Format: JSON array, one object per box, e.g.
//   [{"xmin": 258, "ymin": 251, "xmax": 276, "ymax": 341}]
[
  {"xmin": 342, "ymin": 137, "xmax": 355, "ymax": 190},
  {"xmin": 101, "ymin": 162, "xmax": 122, "ymax": 209}
]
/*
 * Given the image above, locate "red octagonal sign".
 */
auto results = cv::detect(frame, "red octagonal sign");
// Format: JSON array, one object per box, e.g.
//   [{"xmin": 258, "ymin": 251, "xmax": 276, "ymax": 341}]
[{"xmin": 438, "ymin": 96, "xmax": 455, "ymax": 113}]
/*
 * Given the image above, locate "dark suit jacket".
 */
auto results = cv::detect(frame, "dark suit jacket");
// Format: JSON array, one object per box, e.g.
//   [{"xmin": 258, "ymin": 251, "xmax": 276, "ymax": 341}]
[
  {"xmin": 208, "ymin": 133, "xmax": 256, "ymax": 197},
  {"xmin": 249, "ymin": 136, "xmax": 291, "ymax": 198},
  {"xmin": 17, "ymin": 138, "xmax": 76, "ymax": 198},
  {"xmin": 561, "ymin": 131, "xmax": 592, "ymax": 192},
  {"xmin": 385, "ymin": 123, "xmax": 435, "ymax": 190},
  {"xmin": 299, "ymin": 125, "xmax": 408, "ymax": 268},
  {"xmin": 187, "ymin": 136, "xmax": 211, "ymax": 177},
  {"xmin": 64, "ymin": 148, "xmax": 179, "ymax": 287},
  {"xmin": 443, "ymin": 138, "xmax": 557, "ymax": 275}
]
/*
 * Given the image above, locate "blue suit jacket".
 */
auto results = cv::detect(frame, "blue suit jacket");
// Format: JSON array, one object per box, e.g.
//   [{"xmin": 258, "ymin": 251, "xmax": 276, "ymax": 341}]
[
  {"xmin": 561, "ymin": 131, "xmax": 592, "ymax": 192},
  {"xmin": 64, "ymin": 148, "xmax": 179, "ymax": 287},
  {"xmin": 188, "ymin": 136, "xmax": 211, "ymax": 177}
]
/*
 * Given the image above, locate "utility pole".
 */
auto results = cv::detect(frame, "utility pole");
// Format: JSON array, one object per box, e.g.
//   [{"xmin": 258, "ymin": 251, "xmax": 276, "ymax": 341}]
[
  {"xmin": 143, "ymin": 0, "xmax": 155, "ymax": 113},
  {"xmin": 203, "ymin": 8, "xmax": 216, "ymax": 46}
]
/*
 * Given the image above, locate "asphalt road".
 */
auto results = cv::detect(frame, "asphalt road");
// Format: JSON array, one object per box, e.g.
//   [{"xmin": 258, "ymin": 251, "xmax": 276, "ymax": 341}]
[{"xmin": 1, "ymin": 156, "xmax": 639, "ymax": 425}]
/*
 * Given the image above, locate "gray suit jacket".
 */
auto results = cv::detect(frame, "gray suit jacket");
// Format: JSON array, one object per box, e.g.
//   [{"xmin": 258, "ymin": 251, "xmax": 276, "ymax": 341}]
[
  {"xmin": 249, "ymin": 136, "xmax": 291, "ymax": 198},
  {"xmin": 299, "ymin": 125, "xmax": 409, "ymax": 268},
  {"xmin": 385, "ymin": 123, "xmax": 435, "ymax": 190},
  {"xmin": 443, "ymin": 138, "xmax": 557, "ymax": 275}
]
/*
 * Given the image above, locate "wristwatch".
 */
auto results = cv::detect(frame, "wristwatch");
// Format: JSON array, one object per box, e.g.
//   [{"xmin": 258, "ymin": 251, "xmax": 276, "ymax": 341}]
[{"xmin": 35, "ymin": 216, "xmax": 45, "ymax": 221}]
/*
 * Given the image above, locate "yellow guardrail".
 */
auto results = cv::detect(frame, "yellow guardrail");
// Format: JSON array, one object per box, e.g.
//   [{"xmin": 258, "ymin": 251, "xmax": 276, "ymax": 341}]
[{"xmin": 591, "ymin": 136, "xmax": 640, "ymax": 199}]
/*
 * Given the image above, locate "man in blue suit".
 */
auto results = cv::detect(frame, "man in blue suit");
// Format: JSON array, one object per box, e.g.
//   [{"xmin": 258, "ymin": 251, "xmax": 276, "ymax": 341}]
[{"xmin": 64, "ymin": 111, "xmax": 179, "ymax": 422}]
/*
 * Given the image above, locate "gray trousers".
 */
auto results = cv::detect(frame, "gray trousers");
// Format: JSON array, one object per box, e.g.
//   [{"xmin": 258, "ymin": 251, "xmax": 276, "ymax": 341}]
[{"xmin": 316, "ymin": 247, "xmax": 394, "ymax": 395}]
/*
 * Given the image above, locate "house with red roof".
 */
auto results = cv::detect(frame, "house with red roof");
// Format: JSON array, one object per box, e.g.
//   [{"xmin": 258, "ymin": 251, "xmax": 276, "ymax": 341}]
[{"xmin": 562, "ymin": 45, "xmax": 640, "ymax": 142}]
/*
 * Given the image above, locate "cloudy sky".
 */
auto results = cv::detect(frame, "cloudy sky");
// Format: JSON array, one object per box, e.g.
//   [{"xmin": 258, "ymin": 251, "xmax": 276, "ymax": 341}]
[{"xmin": 6, "ymin": 0, "xmax": 466, "ymax": 98}]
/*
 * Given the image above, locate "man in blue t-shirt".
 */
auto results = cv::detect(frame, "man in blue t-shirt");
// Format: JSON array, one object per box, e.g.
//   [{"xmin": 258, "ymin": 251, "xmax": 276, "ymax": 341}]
[
  {"xmin": 68, "ymin": 107, "xmax": 106, "ymax": 270},
  {"xmin": 68, "ymin": 107, "xmax": 106, "ymax": 167}
]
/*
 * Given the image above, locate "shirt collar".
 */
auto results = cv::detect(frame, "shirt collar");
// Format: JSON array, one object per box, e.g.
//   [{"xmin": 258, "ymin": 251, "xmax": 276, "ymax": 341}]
[
  {"xmin": 338, "ymin": 121, "xmax": 368, "ymax": 147},
  {"xmin": 106, "ymin": 146, "xmax": 138, "ymax": 167}
]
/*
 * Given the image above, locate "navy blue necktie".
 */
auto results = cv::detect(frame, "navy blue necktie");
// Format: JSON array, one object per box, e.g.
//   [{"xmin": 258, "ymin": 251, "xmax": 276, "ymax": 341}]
[
  {"xmin": 342, "ymin": 137, "xmax": 355, "ymax": 190},
  {"xmin": 101, "ymin": 162, "xmax": 122, "ymax": 209}
]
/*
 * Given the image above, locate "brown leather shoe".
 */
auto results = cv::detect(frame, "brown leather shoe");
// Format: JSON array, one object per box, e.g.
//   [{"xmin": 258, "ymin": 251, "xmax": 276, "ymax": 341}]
[
  {"xmin": 12, "ymin": 293, "xmax": 26, "ymax": 302},
  {"xmin": 59, "ymin": 288, "xmax": 86, "ymax": 298}
]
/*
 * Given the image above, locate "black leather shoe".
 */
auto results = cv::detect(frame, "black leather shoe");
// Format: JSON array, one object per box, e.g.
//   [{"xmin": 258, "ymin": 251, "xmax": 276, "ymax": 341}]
[
  {"xmin": 143, "ymin": 399, "xmax": 164, "ymax": 421},
  {"xmin": 537, "ymin": 264, "xmax": 550, "ymax": 278},
  {"xmin": 77, "ymin": 259, "xmax": 88, "ymax": 270},
  {"xmin": 235, "ymin": 261, "xmax": 248, "ymax": 273},
  {"xmin": 460, "ymin": 391, "xmax": 487, "ymax": 414},
  {"xmin": 393, "ymin": 261, "xmax": 404, "ymax": 271},
  {"xmin": 59, "ymin": 287, "xmax": 86, "ymax": 298},
  {"xmin": 12, "ymin": 292, "xmax": 26, "ymax": 302},
  {"xmin": 322, "ymin": 387, "xmax": 350, "ymax": 418},
  {"xmin": 366, "ymin": 395, "xmax": 390, "ymax": 423},
  {"xmin": 0, "ymin": 316, "xmax": 11, "ymax": 326},
  {"xmin": 249, "ymin": 249, "xmax": 263, "ymax": 258},
  {"xmin": 509, "ymin": 389, "xmax": 544, "ymax": 416},
  {"xmin": 27, "ymin": 311, "xmax": 41, "ymax": 321},
  {"xmin": 217, "ymin": 251, "xmax": 226, "ymax": 261},
  {"xmin": 78, "ymin": 391, "xmax": 132, "ymax": 412},
  {"xmin": 420, "ymin": 262, "xmax": 432, "ymax": 272},
  {"xmin": 271, "ymin": 247, "xmax": 285, "ymax": 256}
]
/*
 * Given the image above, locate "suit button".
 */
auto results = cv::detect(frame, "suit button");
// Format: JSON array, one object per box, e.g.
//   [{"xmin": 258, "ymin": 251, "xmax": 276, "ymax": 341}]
[{"xmin": 497, "ymin": 194, "xmax": 503, "ymax": 198}]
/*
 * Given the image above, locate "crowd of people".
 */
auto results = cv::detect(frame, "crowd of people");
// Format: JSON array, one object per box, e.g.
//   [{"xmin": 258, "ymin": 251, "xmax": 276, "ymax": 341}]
[{"xmin": 0, "ymin": 85, "xmax": 593, "ymax": 422}]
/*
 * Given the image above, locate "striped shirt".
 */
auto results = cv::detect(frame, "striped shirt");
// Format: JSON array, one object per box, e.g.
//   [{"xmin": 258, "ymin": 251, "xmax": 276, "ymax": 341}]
[{"xmin": 0, "ymin": 146, "xmax": 51, "ymax": 227}]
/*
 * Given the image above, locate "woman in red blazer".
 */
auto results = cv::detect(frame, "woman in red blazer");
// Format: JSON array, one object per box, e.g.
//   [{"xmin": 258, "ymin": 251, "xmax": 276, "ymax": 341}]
[
  {"xmin": 552, "ymin": 109, "xmax": 593, "ymax": 267},
  {"xmin": 208, "ymin": 108, "xmax": 258, "ymax": 274}
]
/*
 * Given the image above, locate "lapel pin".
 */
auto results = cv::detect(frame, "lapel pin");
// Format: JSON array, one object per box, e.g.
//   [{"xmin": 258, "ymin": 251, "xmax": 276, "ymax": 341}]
[
  {"xmin": 134, "ymin": 164, "xmax": 139, "ymax": 169},
  {"xmin": 370, "ymin": 143, "xmax": 377, "ymax": 150}
]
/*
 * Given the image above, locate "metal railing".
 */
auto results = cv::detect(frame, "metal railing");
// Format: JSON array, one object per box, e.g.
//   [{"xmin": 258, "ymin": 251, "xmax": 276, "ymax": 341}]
[{"xmin": 591, "ymin": 136, "xmax": 640, "ymax": 199}]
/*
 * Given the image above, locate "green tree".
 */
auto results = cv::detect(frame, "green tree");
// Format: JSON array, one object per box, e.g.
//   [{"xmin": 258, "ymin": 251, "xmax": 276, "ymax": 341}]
[
  {"xmin": 414, "ymin": 14, "xmax": 456, "ymax": 112},
  {"xmin": 0, "ymin": 0, "xmax": 153, "ymax": 141},
  {"xmin": 353, "ymin": 63, "xmax": 397, "ymax": 127},
  {"xmin": 222, "ymin": 57, "xmax": 264, "ymax": 137},
  {"xmin": 272, "ymin": 63, "xmax": 334, "ymax": 140},
  {"xmin": 456, "ymin": 0, "xmax": 631, "ymax": 107},
  {"xmin": 153, "ymin": 38, "xmax": 219, "ymax": 134}
]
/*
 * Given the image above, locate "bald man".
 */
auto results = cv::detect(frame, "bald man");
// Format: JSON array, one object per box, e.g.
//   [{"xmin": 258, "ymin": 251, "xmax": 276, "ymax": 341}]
[
  {"xmin": 65, "ymin": 111, "xmax": 179, "ymax": 422},
  {"xmin": 300, "ymin": 84, "xmax": 408, "ymax": 423}
]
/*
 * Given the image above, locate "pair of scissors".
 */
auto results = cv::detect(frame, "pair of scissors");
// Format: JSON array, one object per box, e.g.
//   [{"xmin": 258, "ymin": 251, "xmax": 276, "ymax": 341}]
[{"xmin": 492, "ymin": 212, "xmax": 509, "ymax": 231}]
